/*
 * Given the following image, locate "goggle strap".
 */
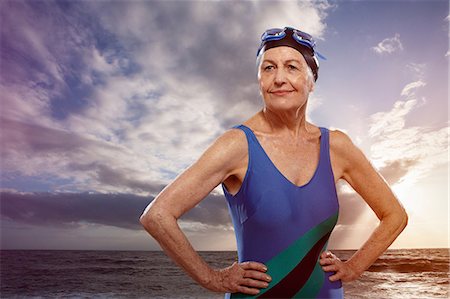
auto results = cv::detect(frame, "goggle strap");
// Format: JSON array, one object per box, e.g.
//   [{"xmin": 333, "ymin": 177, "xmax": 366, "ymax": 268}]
[{"xmin": 315, "ymin": 51, "xmax": 327, "ymax": 61}]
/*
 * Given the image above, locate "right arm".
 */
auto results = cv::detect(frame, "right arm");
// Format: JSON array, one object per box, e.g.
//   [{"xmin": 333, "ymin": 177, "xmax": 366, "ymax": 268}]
[{"xmin": 139, "ymin": 129, "xmax": 271, "ymax": 295}]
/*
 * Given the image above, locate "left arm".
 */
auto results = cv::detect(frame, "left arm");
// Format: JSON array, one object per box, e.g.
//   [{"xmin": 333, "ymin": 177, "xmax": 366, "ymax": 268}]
[{"xmin": 320, "ymin": 130, "xmax": 408, "ymax": 282}]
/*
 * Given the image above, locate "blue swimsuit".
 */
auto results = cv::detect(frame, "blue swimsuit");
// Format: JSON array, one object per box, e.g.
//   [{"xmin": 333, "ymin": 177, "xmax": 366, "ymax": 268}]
[{"xmin": 222, "ymin": 125, "xmax": 343, "ymax": 299}]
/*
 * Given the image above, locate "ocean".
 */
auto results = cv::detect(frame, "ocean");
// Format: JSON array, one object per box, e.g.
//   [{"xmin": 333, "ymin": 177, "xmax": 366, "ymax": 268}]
[{"xmin": 1, "ymin": 249, "xmax": 448, "ymax": 298}]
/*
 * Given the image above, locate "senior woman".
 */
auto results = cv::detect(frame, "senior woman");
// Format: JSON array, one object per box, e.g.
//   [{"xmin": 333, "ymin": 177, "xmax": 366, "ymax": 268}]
[{"xmin": 140, "ymin": 26, "xmax": 408, "ymax": 298}]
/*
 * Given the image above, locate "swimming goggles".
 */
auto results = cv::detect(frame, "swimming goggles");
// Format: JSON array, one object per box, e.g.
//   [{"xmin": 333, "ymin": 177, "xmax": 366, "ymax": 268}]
[{"xmin": 257, "ymin": 27, "xmax": 326, "ymax": 60}]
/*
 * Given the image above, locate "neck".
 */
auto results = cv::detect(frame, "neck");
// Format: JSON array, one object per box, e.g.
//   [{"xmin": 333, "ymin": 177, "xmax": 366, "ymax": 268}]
[{"xmin": 261, "ymin": 102, "xmax": 311, "ymax": 137}]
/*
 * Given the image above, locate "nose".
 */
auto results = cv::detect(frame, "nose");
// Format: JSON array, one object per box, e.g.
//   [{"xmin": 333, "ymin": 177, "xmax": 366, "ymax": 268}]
[{"xmin": 274, "ymin": 68, "xmax": 287, "ymax": 85}]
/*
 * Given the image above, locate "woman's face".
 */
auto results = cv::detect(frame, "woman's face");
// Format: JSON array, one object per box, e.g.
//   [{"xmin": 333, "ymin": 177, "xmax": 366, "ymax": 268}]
[{"xmin": 257, "ymin": 46, "xmax": 314, "ymax": 113}]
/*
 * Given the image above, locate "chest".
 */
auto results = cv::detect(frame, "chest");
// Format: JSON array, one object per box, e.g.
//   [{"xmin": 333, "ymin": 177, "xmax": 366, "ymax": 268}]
[{"xmin": 257, "ymin": 136, "xmax": 321, "ymax": 187}]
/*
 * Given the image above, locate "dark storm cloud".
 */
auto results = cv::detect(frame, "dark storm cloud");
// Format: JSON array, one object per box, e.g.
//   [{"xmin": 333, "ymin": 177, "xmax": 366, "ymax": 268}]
[
  {"xmin": 1, "ymin": 118, "xmax": 167, "ymax": 194},
  {"xmin": 1, "ymin": 118, "xmax": 97, "ymax": 153},
  {"xmin": 0, "ymin": 192, "xmax": 147, "ymax": 230},
  {"xmin": 0, "ymin": 191, "xmax": 231, "ymax": 230},
  {"xmin": 184, "ymin": 193, "xmax": 232, "ymax": 227},
  {"xmin": 66, "ymin": 162, "xmax": 166, "ymax": 195},
  {"xmin": 378, "ymin": 159, "xmax": 418, "ymax": 185}
]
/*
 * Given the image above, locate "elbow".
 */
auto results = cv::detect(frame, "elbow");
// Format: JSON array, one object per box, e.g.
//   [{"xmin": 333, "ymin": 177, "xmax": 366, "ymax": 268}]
[
  {"xmin": 399, "ymin": 208, "xmax": 408, "ymax": 231},
  {"xmin": 139, "ymin": 211, "xmax": 151, "ymax": 232},
  {"xmin": 139, "ymin": 207, "xmax": 175, "ymax": 236},
  {"xmin": 139, "ymin": 212, "xmax": 150, "ymax": 229},
  {"xmin": 381, "ymin": 206, "xmax": 408, "ymax": 233},
  {"xmin": 391, "ymin": 206, "xmax": 408, "ymax": 233},
  {"xmin": 139, "ymin": 208, "xmax": 162, "ymax": 234}
]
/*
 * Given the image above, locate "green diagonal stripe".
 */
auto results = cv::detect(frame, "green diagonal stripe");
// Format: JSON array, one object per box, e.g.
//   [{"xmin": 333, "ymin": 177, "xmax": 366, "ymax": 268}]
[
  {"xmin": 231, "ymin": 212, "xmax": 338, "ymax": 298},
  {"xmin": 293, "ymin": 242, "xmax": 328, "ymax": 298}
]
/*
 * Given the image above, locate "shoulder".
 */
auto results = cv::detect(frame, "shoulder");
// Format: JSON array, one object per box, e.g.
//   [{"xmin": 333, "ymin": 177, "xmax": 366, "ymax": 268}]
[
  {"xmin": 328, "ymin": 129, "xmax": 355, "ymax": 151},
  {"xmin": 327, "ymin": 128, "xmax": 362, "ymax": 172},
  {"xmin": 214, "ymin": 126, "xmax": 248, "ymax": 153},
  {"xmin": 328, "ymin": 128, "xmax": 371, "ymax": 176},
  {"xmin": 200, "ymin": 126, "xmax": 248, "ymax": 169}
]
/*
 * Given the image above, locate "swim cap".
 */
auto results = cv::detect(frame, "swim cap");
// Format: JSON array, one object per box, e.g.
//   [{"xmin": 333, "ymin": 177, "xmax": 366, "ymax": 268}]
[{"xmin": 257, "ymin": 27, "xmax": 321, "ymax": 81}]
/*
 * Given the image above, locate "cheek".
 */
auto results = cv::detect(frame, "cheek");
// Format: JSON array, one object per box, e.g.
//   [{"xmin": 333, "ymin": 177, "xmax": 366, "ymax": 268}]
[
  {"xmin": 258, "ymin": 77, "xmax": 270, "ymax": 92},
  {"xmin": 293, "ymin": 74, "xmax": 311, "ymax": 91}
]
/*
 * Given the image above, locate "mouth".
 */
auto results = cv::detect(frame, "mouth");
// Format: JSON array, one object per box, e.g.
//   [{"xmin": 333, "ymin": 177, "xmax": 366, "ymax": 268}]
[{"xmin": 270, "ymin": 90, "xmax": 294, "ymax": 96}]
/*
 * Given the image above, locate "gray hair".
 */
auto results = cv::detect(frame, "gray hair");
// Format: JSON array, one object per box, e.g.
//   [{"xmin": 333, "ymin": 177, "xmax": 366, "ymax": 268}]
[{"xmin": 256, "ymin": 51, "xmax": 315, "ymax": 86}]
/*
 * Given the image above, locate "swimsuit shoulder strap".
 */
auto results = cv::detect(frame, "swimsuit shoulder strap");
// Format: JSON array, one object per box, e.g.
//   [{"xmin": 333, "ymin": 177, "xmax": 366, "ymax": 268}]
[
  {"xmin": 318, "ymin": 127, "xmax": 335, "ymax": 183},
  {"xmin": 232, "ymin": 124, "xmax": 258, "ymax": 144}
]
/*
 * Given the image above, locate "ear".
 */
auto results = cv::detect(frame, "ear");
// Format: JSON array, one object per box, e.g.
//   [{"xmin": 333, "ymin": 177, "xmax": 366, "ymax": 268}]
[{"xmin": 309, "ymin": 80, "xmax": 315, "ymax": 93}]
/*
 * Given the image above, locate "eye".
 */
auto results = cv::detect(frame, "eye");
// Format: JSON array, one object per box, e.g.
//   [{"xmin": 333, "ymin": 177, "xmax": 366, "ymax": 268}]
[
  {"xmin": 264, "ymin": 65, "xmax": 275, "ymax": 71},
  {"xmin": 288, "ymin": 64, "xmax": 298, "ymax": 70}
]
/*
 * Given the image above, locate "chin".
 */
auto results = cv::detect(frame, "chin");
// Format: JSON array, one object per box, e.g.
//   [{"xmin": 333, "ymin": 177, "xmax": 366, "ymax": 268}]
[{"xmin": 265, "ymin": 97, "xmax": 306, "ymax": 112}]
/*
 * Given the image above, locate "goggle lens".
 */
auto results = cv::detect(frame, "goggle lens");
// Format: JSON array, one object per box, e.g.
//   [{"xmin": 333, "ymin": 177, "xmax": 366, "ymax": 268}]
[
  {"xmin": 261, "ymin": 28, "xmax": 286, "ymax": 42},
  {"xmin": 257, "ymin": 27, "xmax": 326, "ymax": 61}
]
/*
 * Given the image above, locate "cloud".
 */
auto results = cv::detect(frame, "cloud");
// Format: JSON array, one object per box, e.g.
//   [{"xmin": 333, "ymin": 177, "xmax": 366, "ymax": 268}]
[
  {"xmin": 0, "ymin": 190, "xmax": 231, "ymax": 230},
  {"xmin": 405, "ymin": 63, "xmax": 426, "ymax": 80},
  {"xmin": 331, "ymin": 155, "xmax": 417, "ymax": 231},
  {"xmin": 1, "ymin": 1, "xmax": 331, "ymax": 196},
  {"xmin": 0, "ymin": 1, "xmax": 338, "ymax": 250},
  {"xmin": 335, "ymin": 184, "xmax": 369, "ymax": 225},
  {"xmin": 369, "ymin": 99, "xmax": 417, "ymax": 137},
  {"xmin": 372, "ymin": 33, "xmax": 404, "ymax": 55},
  {"xmin": 368, "ymin": 81, "xmax": 426, "ymax": 138},
  {"xmin": 330, "ymin": 155, "xmax": 420, "ymax": 248},
  {"xmin": 329, "ymin": 75, "xmax": 448, "ymax": 248},
  {"xmin": 368, "ymin": 80, "xmax": 448, "ymax": 184},
  {"xmin": 400, "ymin": 80, "xmax": 426, "ymax": 97},
  {"xmin": 0, "ymin": 191, "xmax": 149, "ymax": 230},
  {"xmin": 1, "ymin": 118, "xmax": 166, "ymax": 195},
  {"xmin": 328, "ymin": 181, "xmax": 379, "ymax": 249},
  {"xmin": 377, "ymin": 159, "xmax": 419, "ymax": 185}
]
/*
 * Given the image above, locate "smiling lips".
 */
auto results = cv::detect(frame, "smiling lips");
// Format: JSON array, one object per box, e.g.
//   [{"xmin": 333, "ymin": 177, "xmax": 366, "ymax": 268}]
[{"xmin": 271, "ymin": 90, "xmax": 294, "ymax": 96}]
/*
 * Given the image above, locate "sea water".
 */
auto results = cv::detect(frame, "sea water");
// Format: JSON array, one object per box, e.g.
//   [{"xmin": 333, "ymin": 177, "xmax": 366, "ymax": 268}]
[{"xmin": 1, "ymin": 249, "xmax": 448, "ymax": 298}]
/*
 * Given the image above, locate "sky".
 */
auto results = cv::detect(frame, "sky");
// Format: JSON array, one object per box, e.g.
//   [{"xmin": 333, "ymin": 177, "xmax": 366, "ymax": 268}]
[{"xmin": 0, "ymin": 0, "xmax": 448, "ymax": 251}]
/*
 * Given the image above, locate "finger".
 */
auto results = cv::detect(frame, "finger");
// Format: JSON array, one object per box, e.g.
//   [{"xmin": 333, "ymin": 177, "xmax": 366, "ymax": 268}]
[
  {"xmin": 240, "ymin": 261, "xmax": 268, "ymax": 272},
  {"xmin": 243, "ymin": 270, "xmax": 272, "ymax": 282},
  {"xmin": 322, "ymin": 264, "xmax": 339, "ymax": 272},
  {"xmin": 237, "ymin": 285, "xmax": 261, "ymax": 295},
  {"xmin": 319, "ymin": 257, "xmax": 334, "ymax": 266},
  {"xmin": 320, "ymin": 251, "xmax": 330, "ymax": 259},
  {"xmin": 329, "ymin": 272, "xmax": 342, "ymax": 282},
  {"xmin": 241, "ymin": 278, "xmax": 270, "ymax": 289}
]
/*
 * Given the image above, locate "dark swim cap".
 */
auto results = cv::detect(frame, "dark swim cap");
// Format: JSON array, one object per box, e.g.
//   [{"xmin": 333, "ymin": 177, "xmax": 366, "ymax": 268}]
[{"xmin": 257, "ymin": 27, "xmax": 322, "ymax": 81}]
